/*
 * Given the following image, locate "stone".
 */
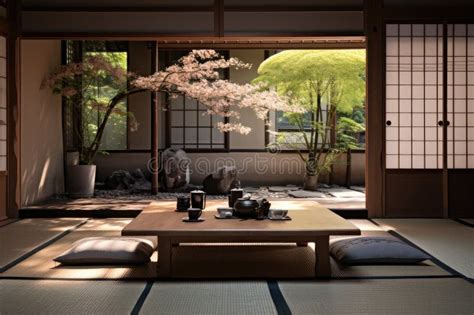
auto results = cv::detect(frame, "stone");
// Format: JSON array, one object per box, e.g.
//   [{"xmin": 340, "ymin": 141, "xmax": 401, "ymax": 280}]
[
  {"xmin": 288, "ymin": 190, "xmax": 326, "ymax": 198},
  {"xmin": 202, "ymin": 165, "xmax": 240, "ymax": 195},
  {"xmin": 318, "ymin": 183, "xmax": 332, "ymax": 189},
  {"xmin": 242, "ymin": 187, "xmax": 260, "ymax": 193},
  {"xmin": 350, "ymin": 186, "xmax": 366, "ymax": 193},
  {"xmin": 322, "ymin": 188, "xmax": 365, "ymax": 198},
  {"xmin": 129, "ymin": 169, "xmax": 152, "ymax": 193},
  {"xmin": 104, "ymin": 168, "xmax": 153, "ymax": 192},
  {"xmin": 174, "ymin": 183, "xmax": 202, "ymax": 193},
  {"xmin": 269, "ymin": 185, "xmax": 300, "ymax": 192},
  {"xmin": 161, "ymin": 148, "xmax": 190, "ymax": 192},
  {"xmin": 104, "ymin": 170, "xmax": 135, "ymax": 190}
]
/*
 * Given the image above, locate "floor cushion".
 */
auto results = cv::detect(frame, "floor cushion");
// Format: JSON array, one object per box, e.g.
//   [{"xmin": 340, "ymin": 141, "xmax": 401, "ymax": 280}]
[
  {"xmin": 330, "ymin": 236, "xmax": 431, "ymax": 265},
  {"xmin": 54, "ymin": 237, "xmax": 155, "ymax": 265}
]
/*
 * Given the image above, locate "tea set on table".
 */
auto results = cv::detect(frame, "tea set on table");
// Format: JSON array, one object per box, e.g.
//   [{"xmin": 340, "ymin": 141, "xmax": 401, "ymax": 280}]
[{"xmin": 176, "ymin": 188, "xmax": 290, "ymax": 222}]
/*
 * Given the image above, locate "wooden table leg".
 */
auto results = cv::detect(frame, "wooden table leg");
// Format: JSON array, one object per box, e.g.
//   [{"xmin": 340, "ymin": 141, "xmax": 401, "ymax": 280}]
[
  {"xmin": 157, "ymin": 236, "xmax": 172, "ymax": 278},
  {"xmin": 314, "ymin": 236, "xmax": 331, "ymax": 278}
]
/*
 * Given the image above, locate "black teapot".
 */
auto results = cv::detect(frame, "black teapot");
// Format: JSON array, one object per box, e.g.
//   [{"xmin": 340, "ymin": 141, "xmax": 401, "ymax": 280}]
[{"xmin": 233, "ymin": 198, "xmax": 271, "ymax": 219}]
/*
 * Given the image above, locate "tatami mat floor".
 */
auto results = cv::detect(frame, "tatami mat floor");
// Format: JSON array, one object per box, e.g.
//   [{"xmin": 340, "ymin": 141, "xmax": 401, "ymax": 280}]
[
  {"xmin": 0, "ymin": 218, "xmax": 473, "ymax": 314},
  {"xmin": 0, "ymin": 218, "xmax": 87, "ymax": 272},
  {"xmin": 374, "ymin": 219, "xmax": 474, "ymax": 279}
]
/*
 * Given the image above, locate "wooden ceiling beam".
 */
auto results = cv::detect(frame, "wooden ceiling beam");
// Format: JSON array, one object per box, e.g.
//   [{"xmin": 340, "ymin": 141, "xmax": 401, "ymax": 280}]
[{"xmin": 20, "ymin": 5, "xmax": 362, "ymax": 13}]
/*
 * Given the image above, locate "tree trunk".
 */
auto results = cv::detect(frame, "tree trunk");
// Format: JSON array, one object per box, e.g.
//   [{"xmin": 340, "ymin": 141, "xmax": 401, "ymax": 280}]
[
  {"xmin": 303, "ymin": 173, "xmax": 319, "ymax": 191},
  {"xmin": 304, "ymin": 155, "xmax": 318, "ymax": 190},
  {"xmin": 345, "ymin": 148, "xmax": 352, "ymax": 188}
]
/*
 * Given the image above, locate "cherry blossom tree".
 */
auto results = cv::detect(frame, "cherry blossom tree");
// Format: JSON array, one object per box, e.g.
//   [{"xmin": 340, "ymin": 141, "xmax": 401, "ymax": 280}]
[{"xmin": 133, "ymin": 49, "xmax": 302, "ymax": 134}]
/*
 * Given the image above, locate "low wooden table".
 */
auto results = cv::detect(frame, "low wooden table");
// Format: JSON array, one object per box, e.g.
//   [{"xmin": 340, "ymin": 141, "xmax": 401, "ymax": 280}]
[{"xmin": 122, "ymin": 200, "xmax": 360, "ymax": 278}]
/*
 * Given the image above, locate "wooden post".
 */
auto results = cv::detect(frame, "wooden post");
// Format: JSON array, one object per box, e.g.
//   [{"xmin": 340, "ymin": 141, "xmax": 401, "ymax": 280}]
[
  {"xmin": 364, "ymin": 0, "xmax": 384, "ymax": 218},
  {"xmin": 151, "ymin": 42, "xmax": 159, "ymax": 195},
  {"xmin": 6, "ymin": 0, "xmax": 21, "ymax": 218},
  {"xmin": 157, "ymin": 236, "xmax": 172, "ymax": 278},
  {"xmin": 329, "ymin": 112, "xmax": 337, "ymax": 185},
  {"xmin": 314, "ymin": 236, "xmax": 331, "ymax": 278}
]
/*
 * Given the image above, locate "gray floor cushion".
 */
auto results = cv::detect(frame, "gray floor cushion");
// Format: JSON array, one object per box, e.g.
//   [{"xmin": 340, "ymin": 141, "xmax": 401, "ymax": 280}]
[
  {"xmin": 54, "ymin": 237, "xmax": 155, "ymax": 265},
  {"xmin": 330, "ymin": 236, "xmax": 431, "ymax": 265}
]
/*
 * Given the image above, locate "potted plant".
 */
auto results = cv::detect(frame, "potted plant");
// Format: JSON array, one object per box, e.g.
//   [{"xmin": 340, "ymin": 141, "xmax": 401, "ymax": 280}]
[
  {"xmin": 42, "ymin": 53, "xmax": 144, "ymax": 197},
  {"xmin": 254, "ymin": 50, "xmax": 366, "ymax": 190}
]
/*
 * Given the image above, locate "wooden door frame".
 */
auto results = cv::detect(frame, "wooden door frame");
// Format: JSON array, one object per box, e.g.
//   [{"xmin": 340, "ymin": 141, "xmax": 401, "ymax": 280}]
[
  {"xmin": 4, "ymin": 0, "xmax": 21, "ymax": 218},
  {"xmin": 11, "ymin": 0, "xmax": 367, "ymax": 217}
]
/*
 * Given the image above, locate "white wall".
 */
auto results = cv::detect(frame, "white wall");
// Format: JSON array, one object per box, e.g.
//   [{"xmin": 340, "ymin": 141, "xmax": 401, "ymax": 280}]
[
  {"xmin": 229, "ymin": 50, "xmax": 267, "ymax": 149},
  {"xmin": 20, "ymin": 40, "xmax": 64, "ymax": 206}
]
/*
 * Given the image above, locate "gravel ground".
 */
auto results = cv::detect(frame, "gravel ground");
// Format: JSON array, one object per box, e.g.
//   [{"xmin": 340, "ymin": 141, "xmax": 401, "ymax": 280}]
[{"xmin": 52, "ymin": 185, "xmax": 364, "ymax": 201}]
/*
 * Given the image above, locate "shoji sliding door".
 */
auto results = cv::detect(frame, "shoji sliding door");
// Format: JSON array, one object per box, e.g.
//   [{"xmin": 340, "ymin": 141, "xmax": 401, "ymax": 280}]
[
  {"xmin": 446, "ymin": 24, "xmax": 474, "ymax": 217},
  {"xmin": 385, "ymin": 24, "xmax": 444, "ymax": 217},
  {"xmin": 384, "ymin": 23, "xmax": 474, "ymax": 217}
]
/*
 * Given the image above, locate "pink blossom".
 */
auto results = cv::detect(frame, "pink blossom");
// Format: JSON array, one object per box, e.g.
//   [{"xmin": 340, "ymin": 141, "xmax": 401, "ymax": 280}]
[{"xmin": 133, "ymin": 50, "xmax": 304, "ymax": 134}]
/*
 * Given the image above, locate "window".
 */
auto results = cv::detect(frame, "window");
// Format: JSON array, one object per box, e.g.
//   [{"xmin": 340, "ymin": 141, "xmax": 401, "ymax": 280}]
[
  {"xmin": 272, "ymin": 106, "xmax": 330, "ymax": 149},
  {"xmin": 83, "ymin": 42, "xmax": 128, "ymax": 150},
  {"xmin": 169, "ymin": 96, "xmax": 226, "ymax": 149},
  {"xmin": 161, "ymin": 50, "xmax": 229, "ymax": 150},
  {"xmin": 64, "ymin": 41, "xmax": 129, "ymax": 151}
]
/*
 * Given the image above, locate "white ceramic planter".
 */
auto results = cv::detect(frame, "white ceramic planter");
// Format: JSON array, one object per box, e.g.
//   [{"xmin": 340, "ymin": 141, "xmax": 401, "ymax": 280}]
[{"xmin": 67, "ymin": 165, "xmax": 96, "ymax": 198}]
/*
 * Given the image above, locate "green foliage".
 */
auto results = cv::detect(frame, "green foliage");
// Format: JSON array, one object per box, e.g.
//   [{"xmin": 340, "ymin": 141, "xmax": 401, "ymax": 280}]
[
  {"xmin": 82, "ymin": 52, "xmax": 129, "ymax": 151},
  {"xmin": 254, "ymin": 50, "xmax": 365, "ymax": 114},
  {"xmin": 254, "ymin": 49, "xmax": 366, "ymax": 185},
  {"xmin": 336, "ymin": 116, "xmax": 365, "ymax": 150}
]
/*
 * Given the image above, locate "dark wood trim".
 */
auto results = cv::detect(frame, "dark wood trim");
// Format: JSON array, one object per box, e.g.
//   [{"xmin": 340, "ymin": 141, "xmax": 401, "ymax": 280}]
[
  {"xmin": 60, "ymin": 40, "xmax": 68, "ymax": 192},
  {"xmin": 364, "ymin": 0, "xmax": 383, "ymax": 218},
  {"xmin": 6, "ymin": 0, "xmax": 21, "ymax": 217},
  {"xmin": 20, "ymin": 31, "xmax": 365, "ymax": 40},
  {"xmin": 214, "ymin": 0, "xmax": 224, "ymax": 37},
  {"xmin": 21, "ymin": 5, "xmax": 362, "ymax": 13},
  {"xmin": 21, "ymin": 6, "xmax": 215, "ymax": 13},
  {"xmin": 0, "ymin": 17, "xmax": 7, "ymax": 35},
  {"xmin": 383, "ymin": 7, "xmax": 474, "ymax": 21},
  {"xmin": 74, "ymin": 148, "xmax": 366, "ymax": 154},
  {"xmin": 223, "ymin": 5, "xmax": 362, "ymax": 12},
  {"xmin": 264, "ymin": 50, "xmax": 271, "ymax": 147},
  {"xmin": 19, "ymin": 33, "xmax": 218, "ymax": 40},
  {"xmin": 151, "ymin": 42, "xmax": 159, "ymax": 194},
  {"xmin": 442, "ymin": 23, "xmax": 449, "ymax": 217},
  {"xmin": 155, "ymin": 42, "xmax": 366, "ymax": 49}
]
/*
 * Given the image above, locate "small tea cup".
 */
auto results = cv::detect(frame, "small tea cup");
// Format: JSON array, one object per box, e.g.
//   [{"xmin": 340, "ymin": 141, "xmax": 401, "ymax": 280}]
[
  {"xmin": 268, "ymin": 209, "xmax": 288, "ymax": 220},
  {"xmin": 217, "ymin": 207, "xmax": 234, "ymax": 218},
  {"xmin": 188, "ymin": 207, "xmax": 203, "ymax": 221}
]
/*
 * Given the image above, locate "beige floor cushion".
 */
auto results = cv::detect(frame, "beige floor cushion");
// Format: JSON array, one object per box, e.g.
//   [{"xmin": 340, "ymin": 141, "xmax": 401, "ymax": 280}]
[{"xmin": 54, "ymin": 237, "xmax": 155, "ymax": 265}]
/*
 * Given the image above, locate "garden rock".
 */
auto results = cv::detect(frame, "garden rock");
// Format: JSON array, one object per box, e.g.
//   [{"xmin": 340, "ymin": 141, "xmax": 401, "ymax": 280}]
[
  {"xmin": 161, "ymin": 148, "xmax": 190, "ymax": 192},
  {"xmin": 130, "ymin": 168, "xmax": 152, "ymax": 193},
  {"xmin": 202, "ymin": 165, "xmax": 240, "ymax": 195},
  {"xmin": 105, "ymin": 170, "xmax": 135, "ymax": 190}
]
